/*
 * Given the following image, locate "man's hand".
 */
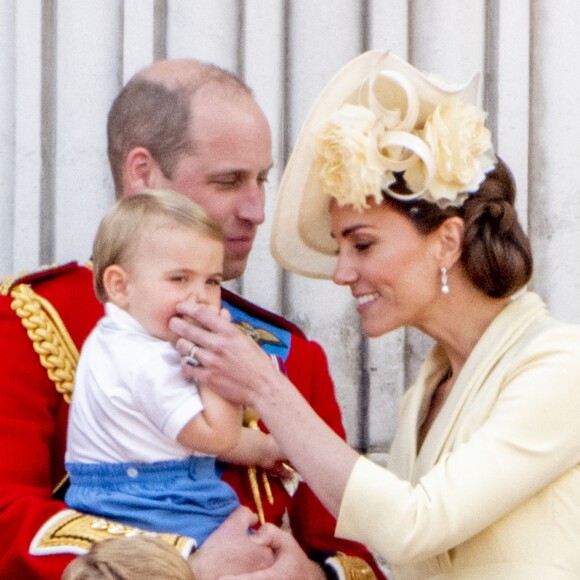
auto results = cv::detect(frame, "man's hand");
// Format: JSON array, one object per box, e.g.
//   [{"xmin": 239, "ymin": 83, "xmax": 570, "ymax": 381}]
[
  {"xmin": 188, "ymin": 507, "xmax": 274, "ymax": 579},
  {"xmin": 220, "ymin": 523, "xmax": 326, "ymax": 580}
]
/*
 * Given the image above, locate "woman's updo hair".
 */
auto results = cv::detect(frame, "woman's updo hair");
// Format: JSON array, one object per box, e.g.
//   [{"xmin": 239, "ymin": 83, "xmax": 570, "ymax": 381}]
[{"xmin": 383, "ymin": 158, "xmax": 533, "ymax": 298}]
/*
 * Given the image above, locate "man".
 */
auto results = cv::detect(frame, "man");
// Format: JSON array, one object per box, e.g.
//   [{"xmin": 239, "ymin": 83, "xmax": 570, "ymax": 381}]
[{"xmin": 0, "ymin": 60, "xmax": 385, "ymax": 578}]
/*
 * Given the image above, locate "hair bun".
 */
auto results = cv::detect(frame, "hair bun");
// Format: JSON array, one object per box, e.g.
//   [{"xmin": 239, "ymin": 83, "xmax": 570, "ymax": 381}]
[
  {"xmin": 464, "ymin": 190, "xmax": 514, "ymax": 235},
  {"xmin": 484, "ymin": 198, "xmax": 505, "ymax": 220}
]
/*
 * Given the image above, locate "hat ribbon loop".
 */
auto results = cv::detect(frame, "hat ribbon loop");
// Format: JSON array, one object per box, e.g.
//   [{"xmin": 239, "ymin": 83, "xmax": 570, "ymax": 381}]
[{"xmin": 366, "ymin": 67, "xmax": 436, "ymax": 200}]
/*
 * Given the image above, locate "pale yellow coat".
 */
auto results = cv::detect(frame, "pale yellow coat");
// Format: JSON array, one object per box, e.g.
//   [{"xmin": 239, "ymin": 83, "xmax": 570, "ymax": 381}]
[{"xmin": 337, "ymin": 292, "xmax": 580, "ymax": 579}]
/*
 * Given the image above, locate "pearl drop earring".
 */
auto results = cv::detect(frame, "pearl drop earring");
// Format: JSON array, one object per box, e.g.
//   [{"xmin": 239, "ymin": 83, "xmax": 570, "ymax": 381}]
[{"xmin": 440, "ymin": 266, "xmax": 450, "ymax": 295}]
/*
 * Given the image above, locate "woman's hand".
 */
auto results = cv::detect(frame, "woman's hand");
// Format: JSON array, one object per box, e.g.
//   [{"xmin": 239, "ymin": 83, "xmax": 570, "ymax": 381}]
[
  {"xmin": 170, "ymin": 303, "xmax": 276, "ymax": 408},
  {"xmin": 171, "ymin": 303, "xmax": 357, "ymax": 521}
]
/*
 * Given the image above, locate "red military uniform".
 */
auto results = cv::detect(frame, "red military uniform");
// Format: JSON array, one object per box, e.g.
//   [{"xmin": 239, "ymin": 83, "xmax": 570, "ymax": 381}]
[{"xmin": 0, "ymin": 262, "xmax": 385, "ymax": 579}]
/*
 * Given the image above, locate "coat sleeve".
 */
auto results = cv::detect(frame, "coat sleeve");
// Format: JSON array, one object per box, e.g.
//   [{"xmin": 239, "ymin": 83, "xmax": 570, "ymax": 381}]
[
  {"xmin": 336, "ymin": 325, "xmax": 580, "ymax": 565},
  {"xmin": 284, "ymin": 337, "xmax": 387, "ymax": 580}
]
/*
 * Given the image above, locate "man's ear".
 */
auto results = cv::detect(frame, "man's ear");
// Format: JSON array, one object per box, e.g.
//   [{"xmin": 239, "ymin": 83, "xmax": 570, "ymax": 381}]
[
  {"xmin": 103, "ymin": 265, "xmax": 130, "ymax": 308},
  {"xmin": 437, "ymin": 216, "xmax": 464, "ymax": 267},
  {"xmin": 123, "ymin": 147, "xmax": 166, "ymax": 194}
]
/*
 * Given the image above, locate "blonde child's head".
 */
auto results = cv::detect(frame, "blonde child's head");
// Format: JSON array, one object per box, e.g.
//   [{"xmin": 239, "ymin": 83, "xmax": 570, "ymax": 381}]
[
  {"xmin": 92, "ymin": 189, "xmax": 223, "ymax": 304},
  {"xmin": 61, "ymin": 535, "xmax": 196, "ymax": 579}
]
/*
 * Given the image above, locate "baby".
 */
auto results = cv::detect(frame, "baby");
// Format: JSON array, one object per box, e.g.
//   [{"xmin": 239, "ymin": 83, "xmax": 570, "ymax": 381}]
[{"xmin": 65, "ymin": 189, "xmax": 283, "ymax": 546}]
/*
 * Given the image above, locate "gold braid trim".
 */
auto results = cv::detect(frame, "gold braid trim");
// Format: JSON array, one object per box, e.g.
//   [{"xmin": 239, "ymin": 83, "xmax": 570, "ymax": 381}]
[
  {"xmin": 328, "ymin": 553, "xmax": 378, "ymax": 579},
  {"xmin": 0, "ymin": 274, "xmax": 17, "ymax": 296},
  {"xmin": 10, "ymin": 283, "xmax": 79, "ymax": 404},
  {"xmin": 30, "ymin": 510, "xmax": 196, "ymax": 557}
]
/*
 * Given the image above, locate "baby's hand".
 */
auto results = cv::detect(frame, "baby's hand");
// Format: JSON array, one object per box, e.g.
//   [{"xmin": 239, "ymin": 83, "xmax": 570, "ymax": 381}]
[{"xmin": 257, "ymin": 434, "xmax": 288, "ymax": 472}]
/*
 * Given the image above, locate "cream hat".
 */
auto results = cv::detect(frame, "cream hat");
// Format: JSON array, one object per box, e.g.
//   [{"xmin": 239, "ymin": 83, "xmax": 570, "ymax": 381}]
[{"xmin": 270, "ymin": 50, "xmax": 492, "ymax": 279}]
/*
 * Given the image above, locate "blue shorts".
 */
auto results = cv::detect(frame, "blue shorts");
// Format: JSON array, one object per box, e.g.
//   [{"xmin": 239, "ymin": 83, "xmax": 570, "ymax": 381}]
[{"xmin": 65, "ymin": 456, "xmax": 240, "ymax": 545}]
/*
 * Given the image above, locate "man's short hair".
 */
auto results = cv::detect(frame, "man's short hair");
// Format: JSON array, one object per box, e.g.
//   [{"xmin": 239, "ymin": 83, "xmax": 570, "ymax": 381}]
[{"xmin": 107, "ymin": 61, "xmax": 253, "ymax": 193}]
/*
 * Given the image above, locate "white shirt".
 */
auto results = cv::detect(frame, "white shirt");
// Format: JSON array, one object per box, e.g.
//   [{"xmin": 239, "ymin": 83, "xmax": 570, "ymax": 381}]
[{"xmin": 66, "ymin": 303, "xmax": 204, "ymax": 463}]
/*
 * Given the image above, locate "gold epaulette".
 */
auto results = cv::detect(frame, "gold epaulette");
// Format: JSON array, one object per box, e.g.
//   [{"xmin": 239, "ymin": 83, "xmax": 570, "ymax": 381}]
[{"xmin": 29, "ymin": 510, "xmax": 196, "ymax": 558}]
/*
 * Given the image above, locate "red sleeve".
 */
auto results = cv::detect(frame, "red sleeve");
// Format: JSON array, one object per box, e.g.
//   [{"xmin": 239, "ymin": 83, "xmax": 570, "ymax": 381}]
[
  {"xmin": 0, "ymin": 265, "xmax": 103, "ymax": 578},
  {"xmin": 284, "ymin": 337, "xmax": 386, "ymax": 580}
]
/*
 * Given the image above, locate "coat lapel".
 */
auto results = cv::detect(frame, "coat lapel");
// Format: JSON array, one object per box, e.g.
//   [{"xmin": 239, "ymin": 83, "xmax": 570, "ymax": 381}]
[{"xmin": 410, "ymin": 292, "xmax": 547, "ymax": 480}]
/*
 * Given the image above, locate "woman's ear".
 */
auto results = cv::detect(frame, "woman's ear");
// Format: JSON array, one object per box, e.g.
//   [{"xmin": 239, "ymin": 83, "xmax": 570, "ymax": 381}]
[
  {"xmin": 123, "ymin": 147, "xmax": 166, "ymax": 194},
  {"xmin": 103, "ymin": 265, "xmax": 130, "ymax": 308},
  {"xmin": 437, "ymin": 216, "xmax": 464, "ymax": 267}
]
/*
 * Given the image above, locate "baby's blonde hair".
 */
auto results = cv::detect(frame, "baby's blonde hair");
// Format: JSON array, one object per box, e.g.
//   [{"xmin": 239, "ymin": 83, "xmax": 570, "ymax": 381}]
[
  {"xmin": 61, "ymin": 535, "xmax": 195, "ymax": 579},
  {"xmin": 92, "ymin": 189, "xmax": 223, "ymax": 303}
]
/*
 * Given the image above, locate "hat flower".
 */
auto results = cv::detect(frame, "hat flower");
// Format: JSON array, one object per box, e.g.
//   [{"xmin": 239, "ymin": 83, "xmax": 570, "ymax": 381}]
[
  {"xmin": 405, "ymin": 102, "xmax": 496, "ymax": 205},
  {"xmin": 316, "ymin": 104, "xmax": 389, "ymax": 210}
]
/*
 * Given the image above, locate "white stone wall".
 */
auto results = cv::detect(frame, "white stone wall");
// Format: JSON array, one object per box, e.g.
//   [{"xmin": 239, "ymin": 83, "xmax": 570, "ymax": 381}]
[{"xmin": 1, "ymin": 0, "xmax": 579, "ymax": 455}]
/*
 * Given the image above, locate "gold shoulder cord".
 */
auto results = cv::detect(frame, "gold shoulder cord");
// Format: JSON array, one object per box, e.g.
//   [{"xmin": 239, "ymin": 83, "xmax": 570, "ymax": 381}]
[{"xmin": 9, "ymin": 283, "xmax": 79, "ymax": 404}]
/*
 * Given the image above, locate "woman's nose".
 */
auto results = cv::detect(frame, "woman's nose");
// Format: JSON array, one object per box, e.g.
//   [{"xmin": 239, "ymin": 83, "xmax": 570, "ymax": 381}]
[{"xmin": 332, "ymin": 254, "xmax": 357, "ymax": 286}]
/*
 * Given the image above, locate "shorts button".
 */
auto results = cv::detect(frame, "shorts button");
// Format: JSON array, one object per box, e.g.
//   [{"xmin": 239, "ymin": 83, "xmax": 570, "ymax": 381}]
[{"xmin": 127, "ymin": 467, "xmax": 139, "ymax": 478}]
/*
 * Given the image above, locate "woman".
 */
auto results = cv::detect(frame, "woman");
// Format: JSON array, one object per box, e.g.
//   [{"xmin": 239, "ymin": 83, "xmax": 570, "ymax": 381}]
[{"xmin": 170, "ymin": 52, "xmax": 580, "ymax": 578}]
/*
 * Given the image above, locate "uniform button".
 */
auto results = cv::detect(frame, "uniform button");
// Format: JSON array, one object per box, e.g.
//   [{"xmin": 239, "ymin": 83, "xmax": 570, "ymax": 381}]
[
  {"xmin": 108, "ymin": 524, "xmax": 126, "ymax": 535},
  {"xmin": 91, "ymin": 519, "xmax": 109, "ymax": 530},
  {"xmin": 127, "ymin": 467, "xmax": 139, "ymax": 478}
]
